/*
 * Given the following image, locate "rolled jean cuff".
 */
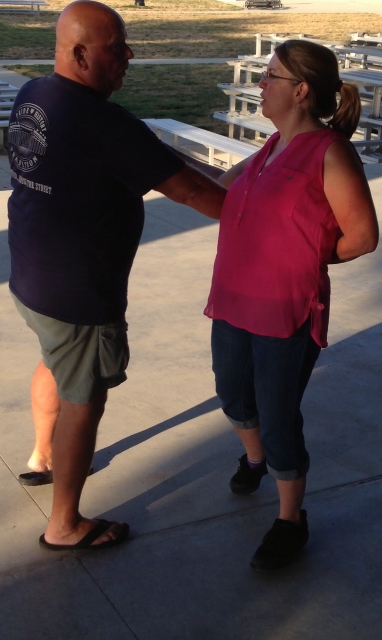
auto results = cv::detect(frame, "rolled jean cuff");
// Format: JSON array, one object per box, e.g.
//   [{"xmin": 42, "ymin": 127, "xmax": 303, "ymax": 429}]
[
  {"xmin": 225, "ymin": 413, "xmax": 260, "ymax": 430},
  {"xmin": 266, "ymin": 455, "xmax": 310, "ymax": 481}
]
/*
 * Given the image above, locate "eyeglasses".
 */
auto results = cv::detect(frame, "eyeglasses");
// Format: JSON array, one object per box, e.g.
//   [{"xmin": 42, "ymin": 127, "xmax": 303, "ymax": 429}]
[{"xmin": 260, "ymin": 70, "xmax": 301, "ymax": 84}]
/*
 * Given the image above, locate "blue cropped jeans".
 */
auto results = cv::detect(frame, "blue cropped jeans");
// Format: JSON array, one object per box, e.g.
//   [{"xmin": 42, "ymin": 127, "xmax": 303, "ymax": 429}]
[{"xmin": 211, "ymin": 318, "xmax": 321, "ymax": 480}]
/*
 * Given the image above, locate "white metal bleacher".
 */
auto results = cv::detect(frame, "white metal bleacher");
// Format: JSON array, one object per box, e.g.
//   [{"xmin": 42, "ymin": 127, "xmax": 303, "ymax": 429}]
[
  {"xmin": 0, "ymin": 0, "xmax": 49, "ymax": 14},
  {"xmin": 145, "ymin": 117, "xmax": 382, "ymax": 167},
  {"xmin": 349, "ymin": 32, "xmax": 382, "ymax": 46},
  {"xmin": 143, "ymin": 118, "xmax": 259, "ymax": 169},
  {"xmin": 0, "ymin": 80, "xmax": 18, "ymax": 149},
  {"xmin": 212, "ymin": 34, "xmax": 382, "ymax": 162}
]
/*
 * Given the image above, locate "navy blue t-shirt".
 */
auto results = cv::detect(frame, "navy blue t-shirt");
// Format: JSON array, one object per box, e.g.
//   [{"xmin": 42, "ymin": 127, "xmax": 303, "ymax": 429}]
[{"xmin": 8, "ymin": 73, "xmax": 184, "ymax": 324}]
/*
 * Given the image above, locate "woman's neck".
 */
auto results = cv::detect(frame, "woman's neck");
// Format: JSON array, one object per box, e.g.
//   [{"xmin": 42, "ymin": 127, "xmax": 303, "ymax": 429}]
[
  {"xmin": 264, "ymin": 121, "xmax": 325, "ymax": 167},
  {"xmin": 276, "ymin": 112, "xmax": 325, "ymax": 146}
]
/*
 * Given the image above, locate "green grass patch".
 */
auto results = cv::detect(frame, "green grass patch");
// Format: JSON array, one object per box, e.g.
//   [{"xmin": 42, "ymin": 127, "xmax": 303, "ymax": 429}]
[
  {"xmin": 5, "ymin": 63, "xmax": 53, "ymax": 78},
  {"xmin": 112, "ymin": 63, "xmax": 235, "ymax": 129},
  {"xmin": 0, "ymin": 16, "xmax": 57, "ymax": 58},
  {"xmin": 5, "ymin": 63, "xmax": 242, "ymax": 134},
  {"xmin": 2, "ymin": 8, "xmax": 382, "ymax": 60}
]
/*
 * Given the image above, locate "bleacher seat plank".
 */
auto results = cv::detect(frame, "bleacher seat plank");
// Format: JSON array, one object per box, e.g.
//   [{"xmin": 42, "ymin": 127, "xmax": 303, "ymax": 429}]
[
  {"xmin": 143, "ymin": 118, "xmax": 259, "ymax": 169},
  {"xmin": 0, "ymin": 0, "xmax": 49, "ymax": 14}
]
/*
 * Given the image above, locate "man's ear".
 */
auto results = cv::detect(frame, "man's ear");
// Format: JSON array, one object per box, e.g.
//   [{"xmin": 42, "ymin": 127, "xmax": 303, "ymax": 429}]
[{"xmin": 73, "ymin": 44, "xmax": 88, "ymax": 69}]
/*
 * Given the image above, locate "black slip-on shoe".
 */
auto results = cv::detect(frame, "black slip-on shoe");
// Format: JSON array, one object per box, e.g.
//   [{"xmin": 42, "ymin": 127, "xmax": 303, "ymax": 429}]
[
  {"xmin": 229, "ymin": 454, "xmax": 268, "ymax": 494},
  {"xmin": 250, "ymin": 509, "xmax": 309, "ymax": 572}
]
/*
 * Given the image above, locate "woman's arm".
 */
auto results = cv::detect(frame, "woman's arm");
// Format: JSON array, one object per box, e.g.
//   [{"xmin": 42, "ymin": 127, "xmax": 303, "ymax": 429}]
[
  {"xmin": 217, "ymin": 154, "xmax": 254, "ymax": 188},
  {"xmin": 323, "ymin": 140, "xmax": 379, "ymax": 262}
]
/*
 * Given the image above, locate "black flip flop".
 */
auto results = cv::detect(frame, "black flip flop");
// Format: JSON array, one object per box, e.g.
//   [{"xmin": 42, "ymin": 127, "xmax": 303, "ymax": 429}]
[
  {"xmin": 39, "ymin": 519, "xmax": 129, "ymax": 551},
  {"xmin": 18, "ymin": 465, "xmax": 94, "ymax": 486},
  {"xmin": 18, "ymin": 470, "xmax": 53, "ymax": 486}
]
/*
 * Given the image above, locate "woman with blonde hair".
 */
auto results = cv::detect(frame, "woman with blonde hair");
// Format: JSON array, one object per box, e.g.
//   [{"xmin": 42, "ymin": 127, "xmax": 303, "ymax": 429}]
[{"xmin": 203, "ymin": 39, "xmax": 379, "ymax": 571}]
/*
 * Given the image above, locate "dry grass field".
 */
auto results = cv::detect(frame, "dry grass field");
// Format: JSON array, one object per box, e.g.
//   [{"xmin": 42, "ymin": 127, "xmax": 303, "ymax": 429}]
[
  {"xmin": 1, "ymin": 0, "xmax": 382, "ymax": 59},
  {"xmin": 2, "ymin": 1, "xmax": 382, "ymax": 133}
]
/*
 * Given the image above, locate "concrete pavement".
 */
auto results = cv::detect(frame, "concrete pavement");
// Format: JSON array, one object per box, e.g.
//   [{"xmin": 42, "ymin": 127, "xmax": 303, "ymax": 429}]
[
  {"xmin": 1, "ymin": 145, "xmax": 382, "ymax": 637},
  {"xmin": 1, "ymin": 39, "xmax": 382, "ymax": 637}
]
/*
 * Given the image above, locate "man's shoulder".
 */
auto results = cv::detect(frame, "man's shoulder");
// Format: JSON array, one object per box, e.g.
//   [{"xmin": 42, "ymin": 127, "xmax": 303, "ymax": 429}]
[
  {"xmin": 17, "ymin": 74, "xmax": 51, "ymax": 94},
  {"xmin": 104, "ymin": 99, "xmax": 138, "ymax": 120},
  {"xmin": 100, "ymin": 100, "xmax": 152, "ymax": 135},
  {"xmin": 15, "ymin": 74, "xmax": 65, "ymax": 107}
]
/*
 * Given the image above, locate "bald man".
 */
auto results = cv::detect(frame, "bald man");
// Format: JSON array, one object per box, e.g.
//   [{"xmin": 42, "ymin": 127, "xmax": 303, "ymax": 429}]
[{"xmin": 7, "ymin": 0, "xmax": 226, "ymax": 550}]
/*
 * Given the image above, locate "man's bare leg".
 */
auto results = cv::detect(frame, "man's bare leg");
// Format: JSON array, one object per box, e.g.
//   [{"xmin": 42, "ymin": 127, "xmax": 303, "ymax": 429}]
[
  {"xmin": 44, "ymin": 390, "xmax": 125, "ymax": 546},
  {"xmin": 28, "ymin": 361, "xmax": 60, "ymax": 472}
]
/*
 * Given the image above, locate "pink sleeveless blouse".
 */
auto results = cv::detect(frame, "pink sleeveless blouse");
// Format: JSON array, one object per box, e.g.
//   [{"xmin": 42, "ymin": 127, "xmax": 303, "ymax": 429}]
[{"xmin": 204, "ymin": 129, "xmax": 347, "ymax": 347}]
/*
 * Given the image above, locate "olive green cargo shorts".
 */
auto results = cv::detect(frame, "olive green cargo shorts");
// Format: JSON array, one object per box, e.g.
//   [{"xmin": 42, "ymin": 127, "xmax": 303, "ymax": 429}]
[{"xmin": 12, "ymin": 294, "xmax": 129, "ymax": 404}]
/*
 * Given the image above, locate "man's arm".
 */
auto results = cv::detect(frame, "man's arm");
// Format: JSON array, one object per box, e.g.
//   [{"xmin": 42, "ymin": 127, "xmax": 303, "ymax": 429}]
[
  {"xmin": 154, "ymin": 164, "xmax": 227, "ymax": 220},
  {"xmin": 166, "ymin": 145, "xmax": 225, "ymax": 181},
  {"xmin": 167, "ymin": 144, "xmax": 256, "ymax": 188}
]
